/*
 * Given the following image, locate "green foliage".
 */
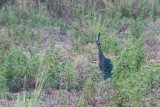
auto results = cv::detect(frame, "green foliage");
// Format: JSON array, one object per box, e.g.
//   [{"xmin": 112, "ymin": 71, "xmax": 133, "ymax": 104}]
[
  {"xmin": 82, "ymin": 63, "xmax": 100, "ymax": 105},
  {"xmin": 72, "ymin": 4, "xmax": 85, "ymax": 18},
  {"xmin": 26, "ymin": 6, "xmax": 50, "ymax": 29},
  {"xmin": 83, "ymin": 79, "xmax": 97, "ymax": 105},
  {"xmin": 113, "ymin": 39, "xmax": 145, "ymax": 81},
  {"xmin": 44, "ymin": 47, "xmax": 65, "ymax": 88},
  {"xmin": 0, "ymin": 46, "xmax": 39, "ymax": 92},
  {"xmin": 112, "ymin": 64, "xmax": 160, "ymax": 106},
  {"xmin": 0, "ymin": 3, "xmax": 18, "ymax": 29},
  {"xmin": 19, "ymin": 66, "xmax": 49, "ymax": 107},
  {"xmin": 111, "ymin": 39, "xmax": 152, "ymax": 106},
  {"xmin": 54, "ymin": 19, "xmax": 68, "ymax": 35},
  {"xmin": 0, "ymin": 2, "xmax": 49, "ymax": 41},
  {"xmin": 87, "ymin": 15, "xmax": 106, "ymax": 42},
  {"xmin": 130, "ymin": 19, "xmax": 145, "ymax": 39},
  {"xmin": 106, "ymin": 16, "xmax": 122, "ymax": 30},
  {"xmin": 102, "ymin": 34, "xmax": 121, "ymax": 55},
  {"xmin": 60, "ymin": 61, "xmax": 79, "ymax": 91}
]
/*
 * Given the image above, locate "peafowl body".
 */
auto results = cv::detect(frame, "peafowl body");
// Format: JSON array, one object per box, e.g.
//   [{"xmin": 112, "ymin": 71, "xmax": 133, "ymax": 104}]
[{"xmin": 96, "ymin": 33, "xmax": 113, "ymax": 80}]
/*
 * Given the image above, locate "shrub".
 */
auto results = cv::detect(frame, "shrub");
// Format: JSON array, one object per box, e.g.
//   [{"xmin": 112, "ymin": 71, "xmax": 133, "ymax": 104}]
[
  {"xmin": 113, "ymin": 39, "xmax": 145, "ymax": 81},
  {"xmin": 102, "ymin": 33, "xmax": 121, "ymax": 55},
  {"xmin": 130, "ymin": 19, "xmax": 145, "ymax": 39},
  {"xmin": 60, "ymin": 61, "xmax": 79, "ymax": 91},
  {"xmin": 111, "ymin": 39, "xmax": 148, "ymax": 106},
  {"xmin": 0, "ymin": 46, "xmax": 39, "ymax": 92},
  {"xmin": 43, "ymin": 48, "xmax": 64, "ymax": 88}
]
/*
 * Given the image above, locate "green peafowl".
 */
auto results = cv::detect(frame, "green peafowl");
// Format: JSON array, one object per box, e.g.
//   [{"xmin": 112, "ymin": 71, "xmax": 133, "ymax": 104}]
[{"xmin": 96, "ymin": 32, "xmax": 113, "ymax": 80}]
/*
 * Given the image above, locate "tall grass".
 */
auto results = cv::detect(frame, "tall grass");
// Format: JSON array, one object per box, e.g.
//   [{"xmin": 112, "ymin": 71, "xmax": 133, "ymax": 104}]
[
  {"xmin": 18, "ymin": 63, "xmax": 49, "ymax": 107},
  {"xmin": 46, "ymin": 0, "xmax": 160, "ymax": 19},
  {"xmin": 103, "ymin": 0, "xmax": 160, "ymax": 19}
]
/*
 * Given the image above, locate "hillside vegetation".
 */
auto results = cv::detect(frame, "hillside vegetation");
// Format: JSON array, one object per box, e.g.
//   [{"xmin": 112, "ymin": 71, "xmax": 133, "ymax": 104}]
[{"xmin": 0, "ymin": 0, "xmax": 160, "ymax": 106}]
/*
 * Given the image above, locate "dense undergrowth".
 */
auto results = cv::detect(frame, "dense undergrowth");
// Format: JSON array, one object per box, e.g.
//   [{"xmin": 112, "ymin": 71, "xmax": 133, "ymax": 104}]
[{"xmin": 0, "ymin": 0, "xmax": 160, "ymax": 106}]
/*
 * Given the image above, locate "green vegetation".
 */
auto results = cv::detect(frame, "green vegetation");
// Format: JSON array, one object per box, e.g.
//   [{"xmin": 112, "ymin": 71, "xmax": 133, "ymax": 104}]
[{"xmin": 0, "ymin": 0, "xmax": 160, "ymax": 106}]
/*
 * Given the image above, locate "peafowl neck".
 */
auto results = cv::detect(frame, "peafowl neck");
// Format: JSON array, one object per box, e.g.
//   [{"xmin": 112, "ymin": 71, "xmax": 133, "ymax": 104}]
[{"xmin": 98, "ymin": 44, "xmax": 105, "ymax": 60}]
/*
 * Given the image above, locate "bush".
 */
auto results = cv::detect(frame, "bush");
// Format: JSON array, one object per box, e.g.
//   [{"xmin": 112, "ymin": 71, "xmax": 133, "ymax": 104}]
[
  {"xmin": 111, "ymin": 39, "xmax": 149, "ymax": 106},
  {"xmin": 0, "ymin": 46, "xmax": 39, "ymax": 92},
  {"xmin": 113, "ymin": 39, "xmax": 145, "ymax": 81},
  {"xmin": 60, "ymin": 61, "xmax": 79, "ymax": 91},
  {"xmin": 130, "ymin": 19, "xmax": 145, "ymax": 39},
  {"xmin": 43, "ymin": 48, "xmax": 65, "ymax": 88},
  {"xmin": 102, "ymin": 33, "xmax": 121, "ymax": 55}
]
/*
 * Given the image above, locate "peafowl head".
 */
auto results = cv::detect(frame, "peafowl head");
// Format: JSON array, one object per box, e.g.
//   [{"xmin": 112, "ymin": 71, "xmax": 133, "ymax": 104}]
[
  {"xmin": 96, "ymin": 40, "xmax": 100, "ymax": 45},
  {"xmin": 96, "ymin": 32, "xmax": 101, "ymax": 45}
]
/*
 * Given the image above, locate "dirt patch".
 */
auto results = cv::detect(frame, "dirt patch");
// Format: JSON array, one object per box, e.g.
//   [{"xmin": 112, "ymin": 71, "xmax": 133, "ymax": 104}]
[
  {"xmin": 144, "ymin": 19, "xmax": 160, "ymax": 60},
  {"xmin": 33, "ymin": 27, "xmax": 76, "ymax": 60},
  {"xmin": 145, "ymin": 88, "xmax": 160, "ymax": 107},
  {"xmin": 0, "ymin": 99, "xmax": 17, "ymax": 107},
  {"xmin": 145, "ymin": 40, "xmax": 160, "ymax": 60},
  {"xmin": 116, "ymin": 23, "xmax": 130, "ymax": 35}
]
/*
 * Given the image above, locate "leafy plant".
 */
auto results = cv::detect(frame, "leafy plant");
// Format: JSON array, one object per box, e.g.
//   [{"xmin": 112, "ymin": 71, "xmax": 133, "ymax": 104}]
[
  {"xmin": 102, "ymin": 33, "xmax": 121, "ymax": 55},
  {"xmin": 112, "ymin": 39, "xmax": 148, "ymax": 106},
  {"xmin": 0, "ymin": 46, "xmax": 39, "ymax": 92},
  {"xmin": 130, "ymin": 19, "xmax": 144, "ymax": 39},
  {"xmin": 44, "ymin": 47, "xmax": 64, "ymax": 88}
]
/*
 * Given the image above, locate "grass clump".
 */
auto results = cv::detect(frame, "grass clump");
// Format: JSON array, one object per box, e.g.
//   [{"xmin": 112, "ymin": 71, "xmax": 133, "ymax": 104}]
[
  {"xmin": 102, "ymin": 33, "xmax": 121, "ymax": 55},
  {"xmin": 0, "ymin": 46, "xmax": 39, "ymax": 93},
  {"xmin": 111, "ymin": 39, "xmax": 155, "ymax": 106},
  {"xmin": 43, "ymin": 48, "xmax": 63, "ymax": 88},
  {"xmin": 113, "ymin": 39, "xmax": 145, "ymax": 81}
]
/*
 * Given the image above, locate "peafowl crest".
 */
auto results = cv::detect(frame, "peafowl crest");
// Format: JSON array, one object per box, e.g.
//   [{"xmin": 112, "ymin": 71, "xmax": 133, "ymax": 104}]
[{"xmin": 96, "ymin": 32, "xmax": 113, "ymax": 80}]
